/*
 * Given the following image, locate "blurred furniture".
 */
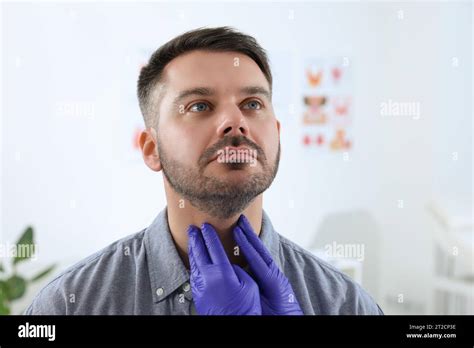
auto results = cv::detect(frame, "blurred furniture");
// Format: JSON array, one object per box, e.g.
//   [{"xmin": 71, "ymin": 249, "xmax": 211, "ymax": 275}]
[
  {"xmin": 311, "ymin": 249, "xmax": 363, "ymax": 284},
  {"xmin": 309, "ymin": 210, "xmax": 382, "ymax": 300},
  {"xmin": 427, "ymin": 200, "xmax": 473, "ymax": 314}
]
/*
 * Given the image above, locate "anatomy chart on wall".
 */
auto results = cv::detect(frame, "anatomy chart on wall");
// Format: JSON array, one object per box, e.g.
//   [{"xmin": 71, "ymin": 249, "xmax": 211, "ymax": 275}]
[{"xmin": 301, "ymin": 57, "xmax": 353, "ymax": 152}]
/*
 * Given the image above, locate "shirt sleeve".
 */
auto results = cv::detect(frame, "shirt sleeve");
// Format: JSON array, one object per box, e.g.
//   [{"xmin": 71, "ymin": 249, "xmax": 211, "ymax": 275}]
[
  {"xmin": 376, "ymin": 303, "xmax": 385, "ymax": 315},
  {"xmin": 23, "ymin": 280, "xmax": 67, "ymax": 315},
  {"xmin": 354, "ymin": 285, "xmax": 384, "ymax": 315}
]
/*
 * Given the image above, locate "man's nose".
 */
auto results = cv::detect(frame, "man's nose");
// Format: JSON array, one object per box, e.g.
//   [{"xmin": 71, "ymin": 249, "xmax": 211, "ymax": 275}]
[{"xmin": 215, "ymin": 105, "xmax": 249, "ymax": 138}]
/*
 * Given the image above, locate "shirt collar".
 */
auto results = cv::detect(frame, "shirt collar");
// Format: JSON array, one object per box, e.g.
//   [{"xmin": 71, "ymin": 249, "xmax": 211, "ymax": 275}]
[
  {"xmin": 144, "ymin": 206, "xmax": 281, "ymax": 303},
  {"xmin": 259, "ymin": 209, "xmax": 283, "ymax": 270}
]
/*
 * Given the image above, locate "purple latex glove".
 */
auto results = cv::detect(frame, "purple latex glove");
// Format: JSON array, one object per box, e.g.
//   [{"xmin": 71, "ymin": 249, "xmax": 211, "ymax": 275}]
[
  {"xmin": 187, "ymin": 223, "xmax": 262, "ymax": 315},
  {"xmin": 233, "ymin": 214, "xmax": 304, "ymax": 315}
]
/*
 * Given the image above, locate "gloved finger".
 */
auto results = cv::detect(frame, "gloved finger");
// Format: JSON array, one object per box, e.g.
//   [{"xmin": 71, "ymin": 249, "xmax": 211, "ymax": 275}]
[
  {"xmin": 231, "ymin": 264, "xmax": 256, "ymax": 286},
  {"xmin": 188, "ymin": 225, "xmax": 211, "ymax": 269},
  {"xmin": 188, "ymin": 241, "xmax": 200, "ymax": 276},
  {"xmin": 233, "ymin": 225, "xmax": 269, "ymax": 281},
  {"xmin": 200, "ymin": 223, "xmax": 231, "ymax": 266},
  {"xmin": 237, "ymin": 214, "xmax": 273, "ymax": 265}
]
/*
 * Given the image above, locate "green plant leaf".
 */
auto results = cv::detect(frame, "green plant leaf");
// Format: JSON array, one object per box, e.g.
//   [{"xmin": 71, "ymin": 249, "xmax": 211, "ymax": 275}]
[
  {"xmin": 0, "ymin": 280, "xmax": 7, "ymax": 301},
  {"xmin": 13, "ymin": 226, "xmax": 35, "ymax": 265},
  {"xmin": 0, "ymin": 282, "xmax": 9, "ymax": 314},
  {"xmin": 0, "ymin": 300, "xmax": 10, "ymax": 315},
  {"xmin": 30, "ymin": 264, "xmax": 56, "ymax": 282},
  {"xmin": 0, "ymin": 263, "xmax": 4, "ymax": 272},
  {"xmin": 5, "ymin": 275, "xmax": 26, "ymax": 301}
]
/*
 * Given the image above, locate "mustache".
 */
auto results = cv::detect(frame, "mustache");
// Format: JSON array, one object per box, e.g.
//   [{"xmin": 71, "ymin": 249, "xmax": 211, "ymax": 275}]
[{"xmin": 198, "ymin": 136, "xmax": 266, "ymax": 167}]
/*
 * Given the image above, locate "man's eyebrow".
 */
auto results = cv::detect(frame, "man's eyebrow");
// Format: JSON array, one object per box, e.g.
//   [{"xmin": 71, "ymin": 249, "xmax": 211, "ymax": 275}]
[
  {"xmin": 173, "ymin": 87, "xmax": 215, "ymax": 106},
  {"xmin": 172, "ymin": 86, "xmax": 272, "ymax": 106},
  {"xmin": 239, "ymin": 86, "xmax": 272, "ymax": 101}
]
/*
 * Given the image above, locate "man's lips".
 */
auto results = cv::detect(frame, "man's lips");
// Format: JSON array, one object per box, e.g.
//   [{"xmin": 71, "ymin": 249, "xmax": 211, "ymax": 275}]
[{"xmin": 209, "ymin": 146, "xmax": 256, "ymax": 163}]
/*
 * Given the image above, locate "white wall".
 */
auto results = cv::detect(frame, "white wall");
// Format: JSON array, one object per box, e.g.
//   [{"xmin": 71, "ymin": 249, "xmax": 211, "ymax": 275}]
[{"xmin": 1, "ymin": 1, "xmax": 472, "ymax": 314}]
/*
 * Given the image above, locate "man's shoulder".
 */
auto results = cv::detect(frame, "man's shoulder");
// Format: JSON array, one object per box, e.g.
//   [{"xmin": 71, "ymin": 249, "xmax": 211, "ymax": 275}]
[
  {"xmin": 276, "ymin": 233, "xmax": 383, "ymax": 315},
  {"xmin": 23, "ymin": 228, "xmax": 148, "ymax": 315}
]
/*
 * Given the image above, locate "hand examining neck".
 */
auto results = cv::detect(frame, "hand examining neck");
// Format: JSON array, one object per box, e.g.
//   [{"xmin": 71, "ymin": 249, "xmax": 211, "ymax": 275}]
[{"xmin": 163, "ymin": 178, "xmax": 263, "ymax": 270}]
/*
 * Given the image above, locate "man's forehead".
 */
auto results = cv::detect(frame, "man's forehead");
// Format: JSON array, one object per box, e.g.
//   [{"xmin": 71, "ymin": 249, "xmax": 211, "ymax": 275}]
[
  {"xmin": 166, "ymin": 49, "xmax": 257, "ymax": 70},
  {"xmin": 158, "ymin": 50, "xmax": 271, "ymax": 106},
  {"xmin": 164, "ymin": 51, "xmax": 268, "ymax": 86}
]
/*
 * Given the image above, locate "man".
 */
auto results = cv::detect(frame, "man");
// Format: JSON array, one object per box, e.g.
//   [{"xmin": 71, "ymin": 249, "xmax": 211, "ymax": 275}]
[{"xmin": 25, "ymin": 26, "xmax": 383, "ymax": 315}]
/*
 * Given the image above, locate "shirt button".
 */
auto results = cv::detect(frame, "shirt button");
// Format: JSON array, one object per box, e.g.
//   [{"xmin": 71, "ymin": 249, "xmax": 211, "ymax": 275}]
[
  {"xmin": 156, "ymin": 287, "xmax": 164, "ymax": 296},
  {"xmin": 182, "ymin": 282, "xmax": 191, "ymax": 292}
]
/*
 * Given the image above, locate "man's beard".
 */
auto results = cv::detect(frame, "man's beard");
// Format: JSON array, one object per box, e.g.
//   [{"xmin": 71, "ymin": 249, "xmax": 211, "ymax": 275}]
[{"xmin": 157, "ymin": 135, "xmax": 280, "ymax": 219}]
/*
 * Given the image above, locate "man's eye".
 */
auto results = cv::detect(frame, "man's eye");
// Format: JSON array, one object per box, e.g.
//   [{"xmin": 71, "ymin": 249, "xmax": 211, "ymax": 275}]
[
  {"xmin": 189, "ymin": 102, "xmax": 210, "ymax": 112},
  {"xmin": 243, "ymin": 100, "xmax": 262, "ymax": 110}
]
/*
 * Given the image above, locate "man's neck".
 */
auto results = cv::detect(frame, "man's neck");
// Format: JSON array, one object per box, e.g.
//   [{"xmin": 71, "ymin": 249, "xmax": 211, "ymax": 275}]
[{"xmin": 163, "ymin": 178, "xmax": 263, "ymax": 270}]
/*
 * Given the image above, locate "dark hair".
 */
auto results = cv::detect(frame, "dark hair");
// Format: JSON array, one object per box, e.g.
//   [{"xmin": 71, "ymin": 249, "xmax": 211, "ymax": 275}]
[{"xmin": 137, "ymin": 26, "xmax": 273, "ymax": 128}]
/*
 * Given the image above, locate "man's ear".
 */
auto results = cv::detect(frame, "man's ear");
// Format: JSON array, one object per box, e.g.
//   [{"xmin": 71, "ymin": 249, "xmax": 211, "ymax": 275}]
[
  {"xmin": 276, "ymin": 119, "xmax": 281, "ymax": 137},
  {"xmin": 139, "ymin": 127, "xmax": 162, "ymax": 172}
]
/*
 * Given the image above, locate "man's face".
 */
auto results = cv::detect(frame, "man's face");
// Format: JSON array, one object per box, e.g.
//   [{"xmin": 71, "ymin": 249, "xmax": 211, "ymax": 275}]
[{"xmin": 148, "ymin": 50, "xmax": 280, "ymax": 219}]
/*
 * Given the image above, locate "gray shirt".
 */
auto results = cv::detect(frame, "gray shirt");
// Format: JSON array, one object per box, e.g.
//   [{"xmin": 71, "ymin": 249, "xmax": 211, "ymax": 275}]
[{"xmin": 24, "ymin": 207, "xmax": 384, "ymax": 315}]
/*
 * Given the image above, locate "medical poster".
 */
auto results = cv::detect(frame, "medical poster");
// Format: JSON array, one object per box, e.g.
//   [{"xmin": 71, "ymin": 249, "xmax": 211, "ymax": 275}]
[{"xmin": 301, "ymin": 57, "xmax": 353, "ymax": 151}]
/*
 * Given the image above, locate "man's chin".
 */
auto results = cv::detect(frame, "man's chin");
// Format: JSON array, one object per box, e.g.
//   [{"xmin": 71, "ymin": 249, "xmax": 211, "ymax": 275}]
[{"xmin": 211, "ymin": 168, "xmax": 258, "ymax": 185}]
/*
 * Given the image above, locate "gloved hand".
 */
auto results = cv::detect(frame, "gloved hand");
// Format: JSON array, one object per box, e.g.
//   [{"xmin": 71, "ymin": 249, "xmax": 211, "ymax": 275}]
[
  {"xmin": 187, "ymin": 222, "xmax": 262, "ymax": 315},
  {"xmin": 233, "ymin": 214, "xmax": 303, "ymax": 315}
]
